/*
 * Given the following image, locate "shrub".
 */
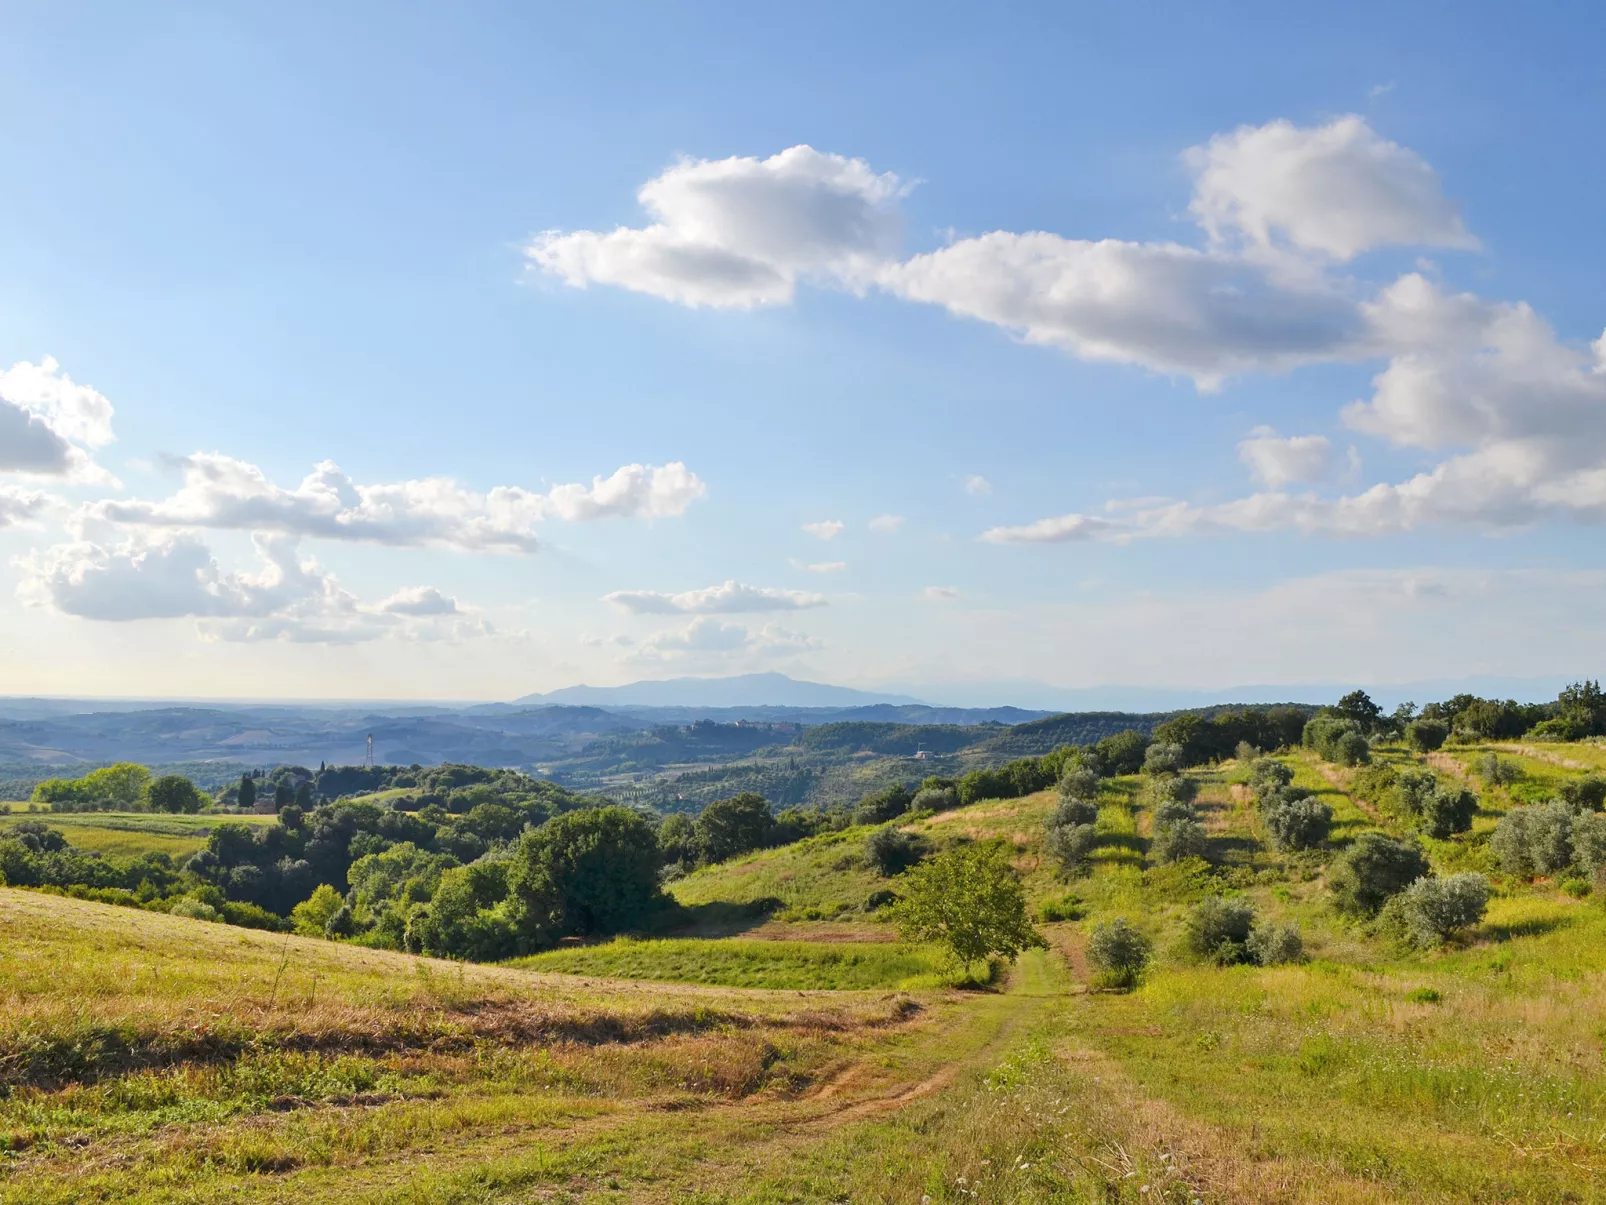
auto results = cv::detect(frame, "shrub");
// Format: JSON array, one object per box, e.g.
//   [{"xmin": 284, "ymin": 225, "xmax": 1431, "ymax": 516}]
[
  {"xmin": 1249, "ymin": 758, "xmax": 1293, "ymax": 792},
  {"xmin": 1382, "ymin": 873, "xmax": 1490, "ymax": 947},
  {"xmin": 1150, "ymin": 774, "xmax": 1199, "ymax": 805},
  {"xmin": 1262, "ymin": 796, "xmax": 1333, "ymax": 851},
  {"xmin": 1334, "ymin": 730, "xmax": 1372, "ymax": 767},
  {"xmin": 1416, "ymin": 785, "xmax": 1478, "ymax": 839},
  {"xmin": 1303, "ymin": 716, "xmax": 1361, "ymax": 761},
  {"xmin": 1087, "ymin": 918, "xmax": 1152, "ymax": 990},
  {"xmin": 169, "ymin": 896, "xmax": 224, "ymax": 923},
  {"xmin": 1057, "ymin": 766, "xmax": 1101, "ymax": 802},
  {"xmin": 291, "ymin": 883, "xmax": 345, "ymax": 937},
  {"xmin": 1151, "ymin": 818, "xmax": 1207, "ymax": 864},
  {"xmin": 1328, "ymin": 832, "xmax": 1431, "ymax": 917},
  {"xmin": 864, "ymin": 825, "xmax": 927, "ymax": 877},
  {"xmin": 1492, "ymin": 802, "xmax": 1575, "ymax": 877},
  {"xmin": 1036, "ymin": 892, "xmax": 1083, "ymax": 922},
  {"xmin": 1572, "ymin": 810, "xmax": 1606, "ymax": 875},
  {"xmin": 1043, "ymin": 821, "xmax": 1097, "ymax": 877},
  {"xmin": 1558, "ymin": 775, "xmax": 1606, "ymax": 813},
  {"xmin": 1184, "ymin": 895, "xmax": 1255, "ymax": 964},
  {"xmin": 696, "ymin": 793, "xmax": 776, "ymax": 864},
  {"xmin": 855, "ymin": 784, "xmax": 913, "ymax": 826},
  {"xmin": 1052, "ymin": 796, "xmax": 1099, "ymax": 828},
  {"xmin": 1246, "ymin": 921, "xmax": 1304, "ymax": 965},
  {"xmin": 1143, "ymin": 742, "xmax": 1184, "ymax": 777},
  {"xmin": 1095, "ymin": 730, "xmax": 1150, "ymax": 775},
  {"xmin": 1406, "ymin": 718, "xmax": 1450, "ymax": 753},
  {"xmin": 506, "ymin": 807, "xmax": 664, "ymax": 947},
  {"xmin": 911, "ymin": 785, "xmax": 959, "ymax": 813},
  {"xmin": 1476, "ymin": 754, "xmax": 1521, "ymax": 787},
  {"xmin": 1151, "ymin": 798, "xmax": 1195, "ymax": 829},
  {"xmin": 1234, "ymin": 740, "xmax": 1261, "ymax": 762}
]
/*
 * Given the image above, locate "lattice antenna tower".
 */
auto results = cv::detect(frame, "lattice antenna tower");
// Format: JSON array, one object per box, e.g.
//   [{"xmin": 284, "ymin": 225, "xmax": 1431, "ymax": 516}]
[{"xmin": 364, "ymin": 733, "xmax": 374, "ymax": 768}]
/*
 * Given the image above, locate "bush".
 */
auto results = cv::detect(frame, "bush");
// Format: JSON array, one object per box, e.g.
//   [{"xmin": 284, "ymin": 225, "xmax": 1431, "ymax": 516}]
[
  {"xmin": 291, "ymin": 883, "xmax": 344, "ymax": 937},
  {"xmin": 1406, "ymin": 718, "xmax": 1450, "ymax": 753},
  {"xmin": 1303, "ymin": 716, "xmax": 1361, "ymax": 761},
  {"xmin": 1262, "ymin": 796, "xmax": 1333, "ymax": 851},
  {"xmin": 1151, "ymin": 818, "xmax": 1207, "ymax": 864},
  {"xmin": 1087, "ymin": 918, "xmax": 1151, "ymax": 990},
  {"xmin": 1184, "ymin": 895, "xmax": 1255, "ymax": 964},
  {"xmin": 1143, "ymin": 742, "xmax": 1184, "ymax": 777},
  {"xmin": 1558, "ymin": 775, "xmax": 1606, "ymax": 813},
  {"xmin": 1057, "ymin": 766, "xmax": 1100, "ymax": 803},
  {"xmin": 855, "ymin": 784, "xmax": 913, "ymax": 826},
  {"xmin": 1036, "ymin": 892, "xmax": 1083, "ymax": 922},
  {"xmin": 169, "ymin": 895, "xmax": 223, "ymax": 923},
  {"xmin": 1043, "ymin": 821, "xmax": 1097, "ymax": 876},
  {"xmin": 1149, "ymin": 775, "xmax": 1199, "ymax": 805},
  {"xmin": 1246, "ymin": 921, "xmax": 1304, "ymax": 965},
  {"xmin": 1328, "ymin": 832, "xmax": 1431, "ymax": 917},
  {"xmin": 506, "ymin": 807, "xmax": 664, "ymax": 947},
  {"xmin": 696, "ymin": 793, "xmax": 776, "ymax": 864},
  {"xmin": 1150, "ymin": 798, "xmax": 1195, "ymax": 830},
  {"xmin": 1249, "ymin": 758, "xmax": 1293, "ymax": 792},
  {"xmin": 1492, "ymin": 802, "xmax": 1576, "ymax": 877},
  {"xmin": 1052, "ymin": 796, "xmax": 1099, "ymax": 828},
  {"xmin": 1385, "ymin": 769, "xmax": 1475, "ymax": 838},
  {"xmin": 864, "ymin": 825, "xmax": 927, "ymax": 876},
  {"xmin": 910, "ymin": 785, "xmax": 959, "ymax": 813},
  {"xmin": 1334, "ymin": 730, "xmax": 1372, "ymax": 767},
  {"xmin": 1476, "ymin": 753, "xmax": 1521, "ymax": 787},
  {"xmin": 1382, "ymin": 873, "xmax": 1490, "ymax": 947},
  {"xmin": 1572, "ymin": 810, "xmax": 1606, "ymax": 875}
]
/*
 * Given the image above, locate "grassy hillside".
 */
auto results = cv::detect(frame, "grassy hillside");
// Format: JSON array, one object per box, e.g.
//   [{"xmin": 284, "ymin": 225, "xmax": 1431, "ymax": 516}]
[
  {"xmin": 0, "ymin": 810, "xmax": 276, "ymax": 859},
  {"xmin": 5, "ymin": 740, "xmax": 1606, "ymax": 1202}
]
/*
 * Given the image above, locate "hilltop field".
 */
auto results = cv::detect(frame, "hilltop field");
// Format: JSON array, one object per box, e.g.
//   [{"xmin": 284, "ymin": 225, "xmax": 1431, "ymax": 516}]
[{"xmin": 2, "ymin": 732, "xmax": 1605, "ymax": 1203}]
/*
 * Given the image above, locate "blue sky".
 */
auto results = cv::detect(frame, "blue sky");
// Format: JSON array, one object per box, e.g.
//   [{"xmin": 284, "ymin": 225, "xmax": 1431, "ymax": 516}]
[{"xmin": 1, "ymin": 1, "xmax": 1603, "ymax": 703}]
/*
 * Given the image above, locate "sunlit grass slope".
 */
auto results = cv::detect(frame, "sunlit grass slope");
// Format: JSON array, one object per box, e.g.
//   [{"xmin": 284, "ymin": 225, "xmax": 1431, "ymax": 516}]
[{"xmin": 510, "ymin": 936, "xmax": 949, "ymax": 990}]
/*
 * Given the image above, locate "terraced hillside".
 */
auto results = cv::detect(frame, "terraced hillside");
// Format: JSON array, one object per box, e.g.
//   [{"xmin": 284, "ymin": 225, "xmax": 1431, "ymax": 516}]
[{"xmin": 3, "ymin": 740, "xmax": 1605, "ymax": 1202}]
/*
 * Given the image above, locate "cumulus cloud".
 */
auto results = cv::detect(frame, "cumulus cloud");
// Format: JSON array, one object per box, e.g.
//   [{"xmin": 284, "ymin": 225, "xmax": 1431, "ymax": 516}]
[
  {"xmin": 802, "ymin": 519, "xmax": 844, "ymax": 540},
  {"xmin": 83, "ymin": 454, "xmax": 705, "ymax": 552},
  {"xmin": 0, "ymin": 357, "xmax": 117, "ymax": 482},
  {"xmin": 1237, "ymin": 428, "xmax": 1334, "ymax": 486},
  {"xmin": 0, "ymin": 484, "xmax": 52, "ymax": 530},
  {"xmin": 790, "ymin": 559, "xmax": 847, "ymax": 573},
  {"xmin": 528, "ymin": 145, "xmax": 906, "ymax": 308},
  {"xmin": 604, "ymin": 579, "xmax": 827, "ymax": 615},
  {"xmin": 1187, "ymin": 116, "xmax": 1476, "ymax": 260},
  {"xmin": 378, "ymin": 585, "xmax": 461, "ymax": 616},
  {"xmin": 963, "ymin": 474, "xmax": 993, "ymax": 497},
  {"xmin": 633, "ymin": 617, "xmax": 821, "ymax": 659},
  {"xmin": 867, "ymin": 513, "xmax": 904, "ymax": 534},
  {"xmin": 15, "ymin": 532, "xmax": 486, "ymax": 644}
]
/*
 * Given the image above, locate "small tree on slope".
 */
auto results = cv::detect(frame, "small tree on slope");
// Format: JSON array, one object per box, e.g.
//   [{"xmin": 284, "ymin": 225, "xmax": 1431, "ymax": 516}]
[{"xmin": 891, "ymin": 842, "xmax": 1046, "ymax": 978}]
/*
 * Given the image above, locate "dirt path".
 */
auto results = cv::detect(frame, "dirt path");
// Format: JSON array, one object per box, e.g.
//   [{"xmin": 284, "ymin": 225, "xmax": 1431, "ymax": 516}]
[{"xmin": 1496, "ymin": 742, "xmax": 1593, "ymax": 771}]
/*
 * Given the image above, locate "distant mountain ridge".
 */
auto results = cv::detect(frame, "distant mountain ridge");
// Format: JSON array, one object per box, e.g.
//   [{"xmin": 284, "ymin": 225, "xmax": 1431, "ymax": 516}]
[{"xmin": 517, "ymin": 673, "xmax": 924, "ymax": 709}]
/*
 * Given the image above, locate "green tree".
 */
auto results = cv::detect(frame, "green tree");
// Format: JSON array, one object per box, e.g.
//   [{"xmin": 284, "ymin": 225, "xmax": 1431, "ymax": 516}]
[
  {"xmin": 695, "ymin": 793, "xmax": 775, "ymax": 864},
  {"xmin": 290, "ymin": 883, "xmax": 344, "ymax": 937},
  {"xmin": 1328, "ymin": 832, "xmax": 1430, "ymax": 917},
  {"xmin": 506, "ymin": 807, "xmax": 663, "ymax": 947},
  {"xmin": 238, "ymin": 773, "xmax": 256, "ymax": 810},
  {"xmin": 1406, "ymin": 718, "xmax": 1449, "ymax": 753},
  {"xmin": 1334, "ymin": 690, "xmax": 1383, "ymax": 734},
  {"xmin": 147, "ymin": 774, "xmax": 205, "ymax": 814},
  {"xmin": 891, "ymin": 842, "xmax": 1045, "ymax": 976}
]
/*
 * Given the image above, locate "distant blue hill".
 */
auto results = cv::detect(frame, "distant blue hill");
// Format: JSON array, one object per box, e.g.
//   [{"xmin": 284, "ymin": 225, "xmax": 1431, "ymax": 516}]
[{"xmin": 516, "ymin": 672, "xmax": 925, "ymax": 709}]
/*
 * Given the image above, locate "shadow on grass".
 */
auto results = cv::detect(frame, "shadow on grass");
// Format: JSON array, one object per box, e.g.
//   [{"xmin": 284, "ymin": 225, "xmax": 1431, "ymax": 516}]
[
  {"xmin": 652, "ymin": 898, "xmax": 784, "ymax": 938},
  {"xmin": 1482, "ymin": 913, "xmax": 1576, "ymax": 942}
]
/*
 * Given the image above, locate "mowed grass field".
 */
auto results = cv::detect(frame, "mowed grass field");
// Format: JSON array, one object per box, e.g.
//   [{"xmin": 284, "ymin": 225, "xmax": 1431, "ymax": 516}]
[
  {"xmin": 4, "ymin": 742, "xmax": 1606, "ymax": 1202},
  {"xmin": 0, "ymin": 811, "xmax": 276, "ymax": 859}
]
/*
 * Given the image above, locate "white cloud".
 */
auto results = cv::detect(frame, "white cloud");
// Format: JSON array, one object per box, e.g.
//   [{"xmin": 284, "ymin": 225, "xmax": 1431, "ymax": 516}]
[
  {"xmin": 604, "ymin": 579, "xmax": 827, "ymax": 615},
  {"xmin": 528, "ymin": 146, "xmax": 906, "ymax": 308},
  {"xmin": 0, "ymin": 484, "xmax": 52, "ymax": 529},
  {"xmin": 0, "ymin": 357, "xmax": 118, "ymax": 482},
  {"xmin": 83, "ymin": 454, "xmax": 705, "ymax": 552},
  {"xmin": 1187, "ymin": 116, "xmax": 1475, "ymax": 260},
  {"xmin": 1237, "ymin": 428, "xmax": 1334, "ymax": 486},
  {"xmin": 963, "ymin": 474, "xmax": 993, "ymax": 497},
  {"xmin": 378, "ymin": 585, "xmax": 461, "ymax": 616},
  {"xmin": 923, "ymin": 585, "xmax": 960, "ymax": 600},
  {"xmin": 982, "ymin": 512, "xmax": 1127, "ymax": 544},
  {"xmin": 802, "ymin": 519, "xmax": 844, "ymax": 540},
  {"xmin": 884, "ymin": 232, "xmax": 1362, "ymax": 385},
  {"xmin": 790, "ymin": 558, "xmax": 847, "ymax": 574},
  {"xmin": 15, "ymin": 532, "xmax": 486, "ymax": 644},
  {"xmin": 632, "ymin": 617, "xmax": 821, "ymax": 660},
  {"xmin": 867, "ymin": 513, "xmax": 904, "ymax": 534}
]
